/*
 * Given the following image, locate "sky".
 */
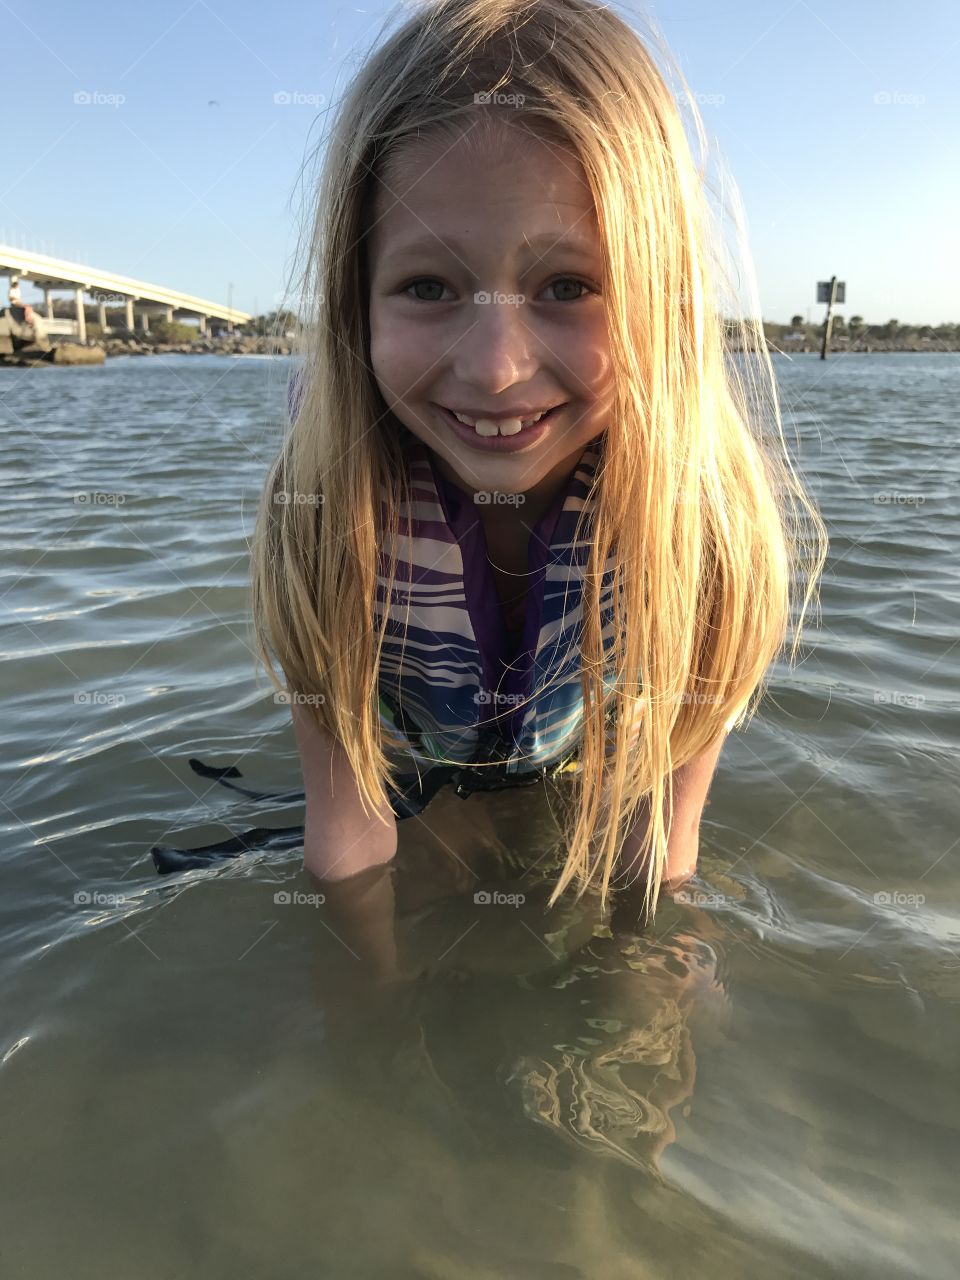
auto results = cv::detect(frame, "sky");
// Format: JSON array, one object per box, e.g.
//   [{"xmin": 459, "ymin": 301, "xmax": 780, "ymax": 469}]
[{"xmin": 1, "ymin": 0, "xmax": 957, "ymax": 324}]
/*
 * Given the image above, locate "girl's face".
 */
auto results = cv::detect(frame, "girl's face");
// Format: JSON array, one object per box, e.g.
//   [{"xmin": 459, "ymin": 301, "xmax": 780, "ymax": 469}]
[{"xmin": 367, "ymin": 123, "xmax": 614, "ymax": 500}]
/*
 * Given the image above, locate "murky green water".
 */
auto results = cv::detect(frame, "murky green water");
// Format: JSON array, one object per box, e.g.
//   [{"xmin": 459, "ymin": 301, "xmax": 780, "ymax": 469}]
[{"xmin": 1, "ymin": 352, "xmax": 957, "ymax": 1278}]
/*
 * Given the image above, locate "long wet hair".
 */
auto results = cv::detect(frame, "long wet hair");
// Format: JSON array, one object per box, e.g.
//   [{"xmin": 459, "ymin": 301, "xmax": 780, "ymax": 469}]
[{"xmin": 251, "ymin": 0, "xmax": 827, "ymax": 918}]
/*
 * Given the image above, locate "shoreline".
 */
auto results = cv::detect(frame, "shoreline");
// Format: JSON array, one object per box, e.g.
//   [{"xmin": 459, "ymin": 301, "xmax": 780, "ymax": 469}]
[
  {"xmin": 103, "ymin": 338, "xmax": 960, "ymax": 357},
  {"xmin": 3, "ymin": 333, "xmax": 958, "ymax": 369},
  {"xmin": 763, "ymin": 339, "xmax": 960, "ymax": 355},
  {"xmin": 99, "ymin": 334, "xmax": 295, "ymax": 358},
  {"xmin": 98, "ymin": 334, "xmax": 957, "ymax": 358}
]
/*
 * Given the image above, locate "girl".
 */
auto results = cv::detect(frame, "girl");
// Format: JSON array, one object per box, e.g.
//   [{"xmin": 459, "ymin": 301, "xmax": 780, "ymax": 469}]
[{"xmin": 251, "ymin": 0, "xmax": 825, "ymax": 922}]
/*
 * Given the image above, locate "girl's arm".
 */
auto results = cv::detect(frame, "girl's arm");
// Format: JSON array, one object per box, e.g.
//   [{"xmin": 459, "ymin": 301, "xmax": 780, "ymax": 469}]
[
  {"xmin": 290, "ymin": 701, "xmax": 398, "ymax": 881},
  {"xmin": 615, "ymin": 730, "xmax": 728, "ymax": 887},
  {"xmin": 292, "ymin": 704, "xmax": 405, "ymax": 984}
]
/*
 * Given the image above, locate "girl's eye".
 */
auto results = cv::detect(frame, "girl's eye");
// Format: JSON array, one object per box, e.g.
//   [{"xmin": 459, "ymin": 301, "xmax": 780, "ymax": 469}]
[
  {"xmin": 402, "ymin": 278, "xmax": 451, "ymax": 302},
  {"xmin": 544, "ymin": 277, "xmax": 594, "ymax": 302}
]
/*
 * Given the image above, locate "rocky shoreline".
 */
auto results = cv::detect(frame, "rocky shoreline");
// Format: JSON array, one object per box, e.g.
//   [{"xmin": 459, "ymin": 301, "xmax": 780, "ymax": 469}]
[
  {"xmin": 102, "ymin": 334, "xmax": 958, "ymax": 358},
  {"xmin": 766, "ymin": 338, "xmax": 960, "ymax": 355},
  {"xmin": 1, "ymin": 306, "xmax": 299, "ymax": 366},
  {"xmin": 4, "ymin": 328, "xmax": 958, "ymax": 369},
  {"xmin": 100, "ymin": 334, "xmax": 295, "ymax": 358}
]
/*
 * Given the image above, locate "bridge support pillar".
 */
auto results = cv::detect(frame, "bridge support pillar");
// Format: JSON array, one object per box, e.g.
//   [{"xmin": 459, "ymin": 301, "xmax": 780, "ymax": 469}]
[
  {"xmin": 44, "ymin": 288, "xmax": 54, "ymax": 320},
  {"xmin": 165, "ymin": 307, "xmax": 174, "ymax": 324},
  {"xmin": 98, "ymin": 301, "xmax": 108, "ymax": 333},
  {"xmin": 198, "ymin": 315, "xmax": 207, "ymax": 335},
  {"xmin": 125, "ymin": 297, "xmax": 134, "ymax": 331},
  {"xmin": 140, "ymin": 311, "xmax": 150, "ymax": 334},
  {"xmin": 74, "ymin": 288, "xmax": 86, "ymax": 343}
]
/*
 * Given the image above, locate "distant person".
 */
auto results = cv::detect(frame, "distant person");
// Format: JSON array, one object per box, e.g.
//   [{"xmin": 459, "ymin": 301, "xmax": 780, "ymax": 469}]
[{"xmin": 1, "ymin": 275, "xmax": 37, "ymax": 331}]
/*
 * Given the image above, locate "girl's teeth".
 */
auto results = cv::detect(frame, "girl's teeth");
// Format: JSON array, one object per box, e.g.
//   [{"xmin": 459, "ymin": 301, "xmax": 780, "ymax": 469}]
[{"xmin": 452, "ymin": 408, "xmax": 549, "ymax": 436}]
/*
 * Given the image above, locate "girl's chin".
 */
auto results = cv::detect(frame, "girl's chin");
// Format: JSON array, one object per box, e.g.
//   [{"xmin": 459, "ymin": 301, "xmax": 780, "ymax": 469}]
[{"xmin": 430, "ymin": 448, "xmax": 549, "ymax": 498}]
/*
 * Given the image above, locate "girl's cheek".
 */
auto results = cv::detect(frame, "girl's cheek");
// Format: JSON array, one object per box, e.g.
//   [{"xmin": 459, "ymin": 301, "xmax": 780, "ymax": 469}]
[
  {"xmin": 370, "ymin": 333, "xmax": 433, "ymax": 411},
  {"xmin": 560, "ymin": 326, "xmax": 613, "ymax": 399},
  {"xmin": 369, "ymin": 320, "xmax": 409, "ymax": 378},
  {"xmin": 372, "ymin": 325, "xmax": 452, "ymax": 391}
]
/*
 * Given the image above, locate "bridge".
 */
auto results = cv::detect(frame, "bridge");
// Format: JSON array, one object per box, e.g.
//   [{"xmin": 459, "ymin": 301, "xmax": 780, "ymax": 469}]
[{"xmin": 0, "ymin": 244, "xmax": 250, "ymax": 341}]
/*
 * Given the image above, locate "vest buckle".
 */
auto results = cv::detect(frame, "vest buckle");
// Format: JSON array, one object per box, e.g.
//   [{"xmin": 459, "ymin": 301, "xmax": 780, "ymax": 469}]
[{"xmin": 451, "ymin": 726, "xmax": 546, "ymax": 798}]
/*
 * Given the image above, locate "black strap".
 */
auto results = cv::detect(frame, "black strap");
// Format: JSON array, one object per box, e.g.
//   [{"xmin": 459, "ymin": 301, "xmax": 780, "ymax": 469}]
[{"xmin": 151, "ymin": 716, "xmax": 579, "ymax": 875}]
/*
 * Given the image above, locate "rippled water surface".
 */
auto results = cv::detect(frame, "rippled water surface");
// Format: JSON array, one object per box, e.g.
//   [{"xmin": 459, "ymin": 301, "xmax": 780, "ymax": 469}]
[{"xmin": 1, "ymin": 352, "xmax": 957, "ymax": 1279}]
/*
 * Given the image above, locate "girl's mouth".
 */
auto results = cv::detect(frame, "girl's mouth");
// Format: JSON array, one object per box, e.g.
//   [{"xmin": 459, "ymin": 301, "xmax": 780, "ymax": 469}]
[{"xmin": 433, "ymin": 402, "xmax": 565, "ymax": 453}]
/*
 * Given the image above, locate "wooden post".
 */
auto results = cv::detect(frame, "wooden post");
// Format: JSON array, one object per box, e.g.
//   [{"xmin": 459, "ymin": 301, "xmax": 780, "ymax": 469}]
[{"xmin": 820, "ymin": 275, "xmax": 838, "ymax": 360}]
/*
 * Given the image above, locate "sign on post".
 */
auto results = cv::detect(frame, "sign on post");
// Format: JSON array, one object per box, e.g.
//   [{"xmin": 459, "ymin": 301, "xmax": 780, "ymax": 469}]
[{"xmin": 817, "ymin": 281, "xmax": 846, "ymax": 305}]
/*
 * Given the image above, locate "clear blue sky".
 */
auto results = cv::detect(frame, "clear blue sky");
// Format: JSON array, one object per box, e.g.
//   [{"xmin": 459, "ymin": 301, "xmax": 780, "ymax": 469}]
[{"xmin": 1, "ymin": 0, "xmax": 957, "ymax": 324}]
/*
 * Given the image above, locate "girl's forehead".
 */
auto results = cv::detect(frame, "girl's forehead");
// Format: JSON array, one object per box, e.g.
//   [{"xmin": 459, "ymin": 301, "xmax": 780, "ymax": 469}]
[
  {"xmin": 384, "ymin": 120, "xmax": 580, "ymax": 189},
  {"xmin": 369, "ymin": 125, "xmax": 599, "ymax": 251}
]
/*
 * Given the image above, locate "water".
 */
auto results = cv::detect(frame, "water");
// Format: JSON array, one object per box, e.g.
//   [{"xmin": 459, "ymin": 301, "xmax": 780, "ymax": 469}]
[{"xmin": 1, "ymin": 352, "xmax": 957, "ymax": 1278}]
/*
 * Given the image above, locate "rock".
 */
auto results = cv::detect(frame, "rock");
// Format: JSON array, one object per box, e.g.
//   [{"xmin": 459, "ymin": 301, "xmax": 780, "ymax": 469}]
[{"xmin": 51, "ymin": 343, "xmax": 106, "ymax": 365}]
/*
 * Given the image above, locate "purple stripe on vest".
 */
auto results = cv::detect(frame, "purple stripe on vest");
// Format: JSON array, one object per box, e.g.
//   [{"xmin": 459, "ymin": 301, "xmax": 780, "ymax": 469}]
[{"xmin": 427, "ymin": 449, "xmax": 576, "ymax": 742}]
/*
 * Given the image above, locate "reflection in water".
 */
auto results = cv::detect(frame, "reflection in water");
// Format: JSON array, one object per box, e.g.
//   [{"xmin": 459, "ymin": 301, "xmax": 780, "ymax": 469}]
[
  {"xmin": 312, "ymin": 775, "xmax": 729, "ymax": 1180},
  {"xmin": 506, "ymin": 931, "xmax": 723, "ymax": 1174}
]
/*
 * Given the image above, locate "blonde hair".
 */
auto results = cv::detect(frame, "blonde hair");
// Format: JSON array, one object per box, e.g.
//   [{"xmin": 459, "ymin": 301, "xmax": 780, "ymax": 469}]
[{"xmin": 251, "ymin": 0, "xmax": 827, "ymax": 919}]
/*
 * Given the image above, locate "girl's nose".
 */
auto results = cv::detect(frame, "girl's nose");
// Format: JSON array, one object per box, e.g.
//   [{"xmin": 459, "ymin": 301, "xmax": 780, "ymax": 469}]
[{"xmin": 450, "ymin": 294, "xmax": 536, "ymax": 393}]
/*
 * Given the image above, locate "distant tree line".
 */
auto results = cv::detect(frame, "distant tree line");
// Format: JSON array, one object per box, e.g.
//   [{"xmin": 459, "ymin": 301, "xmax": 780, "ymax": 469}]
[
  {"xmin": 239, "ymin": 309, "xmax": 298, "ymax": 336},
  {"xmin": 774, "ymin": 315, "xmax": 958, "ymax": 342}
]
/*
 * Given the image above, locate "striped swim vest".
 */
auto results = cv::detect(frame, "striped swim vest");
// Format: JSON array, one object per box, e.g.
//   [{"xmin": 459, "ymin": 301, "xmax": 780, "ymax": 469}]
[{"xmin": 374, "ymin": 431, "xmax": 639, "ymax": 818}]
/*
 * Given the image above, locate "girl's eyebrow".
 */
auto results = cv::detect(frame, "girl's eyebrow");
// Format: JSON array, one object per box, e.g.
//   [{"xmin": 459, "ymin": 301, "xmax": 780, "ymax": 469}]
[{"xmin": 378, "ymin": 229, "xmax": 598, "ymax": 263}]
